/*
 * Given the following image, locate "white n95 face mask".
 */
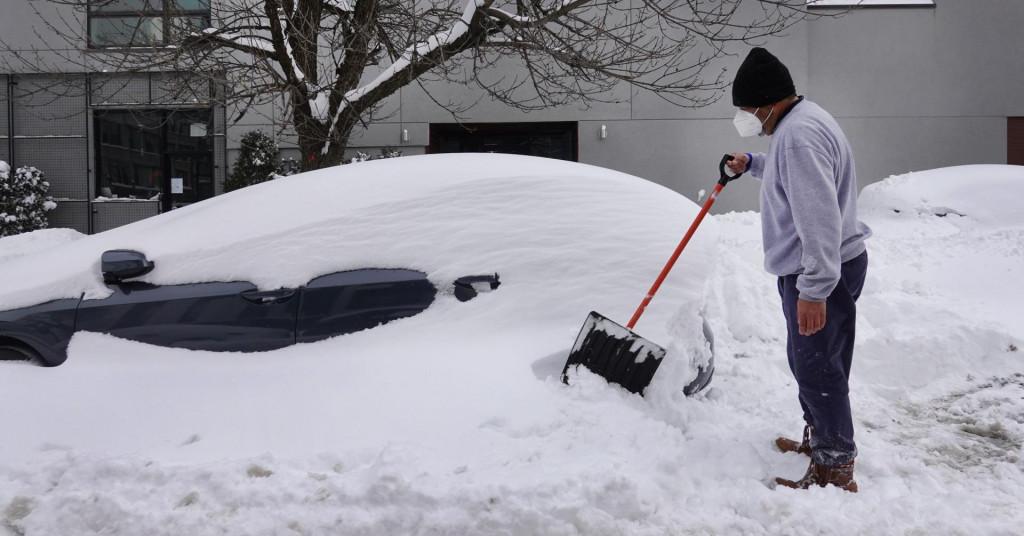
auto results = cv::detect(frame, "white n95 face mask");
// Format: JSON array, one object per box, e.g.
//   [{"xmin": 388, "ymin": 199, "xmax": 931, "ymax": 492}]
[{"xmin": 733, "ymin": 108, "xmax": 763, "ymax": 137}]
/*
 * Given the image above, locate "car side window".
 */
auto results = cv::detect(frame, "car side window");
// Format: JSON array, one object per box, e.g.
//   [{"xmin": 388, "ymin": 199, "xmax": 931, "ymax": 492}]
[{"xmin": 297, "ymin": 269, "xmax": 437, "ymax": 343}]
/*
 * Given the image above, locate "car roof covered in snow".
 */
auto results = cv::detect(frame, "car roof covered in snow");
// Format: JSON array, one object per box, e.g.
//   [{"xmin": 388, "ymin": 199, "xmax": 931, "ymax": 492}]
[{"xmin": 0, "ymin": 153, "xmax": 715, "ymax": 323}]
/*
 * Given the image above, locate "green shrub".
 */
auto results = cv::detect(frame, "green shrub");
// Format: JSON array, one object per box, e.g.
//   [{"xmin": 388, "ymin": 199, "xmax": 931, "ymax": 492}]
[{"xmin": 225, "ymin": 130, "xmax": 281, "ymax": 192}]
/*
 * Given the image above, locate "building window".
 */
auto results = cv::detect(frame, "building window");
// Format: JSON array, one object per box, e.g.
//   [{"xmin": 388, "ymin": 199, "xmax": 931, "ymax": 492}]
[
  {"xmin": 807, "ymin": 0, "xmax": 934, "ymax": 6},
  {"xmin": 89, "ymin": 0, "xmax": 211, "ymax": 48}
]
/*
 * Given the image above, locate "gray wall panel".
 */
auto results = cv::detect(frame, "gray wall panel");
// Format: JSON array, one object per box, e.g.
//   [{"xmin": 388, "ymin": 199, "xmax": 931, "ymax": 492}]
[
  {"xmin": 152, "ymin": 74, "xmax": 212, "ymax": 105},
  {"xmin": 227, "ymin": 148, "xmax": 240, "ymax": 176},
  {"xmin": 229, "ymin": 101, "xmax": 278, "ymax": 127},
  {"xmin": 13, "ymin": 137, "xmax": 89, "ymax": 199},
  {"xmin": 214, "ymin": 104, "xmax": 227, "ymax": 195},
  {"xmin": 0, "ymin": 75, "xmax": 8, "ymax": 139},
  {"xmin": 0, "ymin": 2, "xmax": 85, "ymax": 71},
  {"xmin": 91, "ymin": 75, "xmax": 151, "ymax": 106},
  {"xmin": 92, "ymin": 201, "xmax": 160, "ymax": 233},
  {"xmin": 579, "ymin": 118, "xmax": 769, "ymax": 213},
  {"xmin": 838, "ymin": 116, "xmax": 1007, "ymax": 184},
  {"xmin": 0, "ymin": 2, "xmax": 83, "ymax": 50},
  {"xmin": 46, "ymin": 200, "xmax": 90, "ymax": 234},
  {"xmin": 631, "ymin": 20, "xmax": 809, "ymax": 121},
  {"xmin": 215, "ymin": 133, "xmax": 227, "ymax": 196},
  {"xmin": 808, "ymin": 1, "xmax": 1024, "ymax": 118},
  {"xmin": 401, "ymin": 48, "xmax": 632, "ymax": 124},
  {"xmin": 349, "ymin": 123, "xmax": 402, "ymax": 148},
  {"xmin": 214, "ymin": 100, "xmax": 227, "ymax": 134},
  {"xmin": 402, "ymin": 123, "xmax": 428, "ymax": 148},
  {"xmin": 13, "ymin": 77, "xmax": 88, "ymax": 137},
  {"xmin": 403, "ymin": 80, "xmax": 631, "ymax": 124}
]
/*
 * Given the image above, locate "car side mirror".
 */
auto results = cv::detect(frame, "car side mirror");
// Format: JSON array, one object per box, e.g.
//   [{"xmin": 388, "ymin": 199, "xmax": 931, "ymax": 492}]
[
  {"xmin": 454, "ymin": 274, "xmax": 500, "ymax": 302},
  {"xmin": 101, "ymin": 250, "xmax": 155, "ymax": 283}
]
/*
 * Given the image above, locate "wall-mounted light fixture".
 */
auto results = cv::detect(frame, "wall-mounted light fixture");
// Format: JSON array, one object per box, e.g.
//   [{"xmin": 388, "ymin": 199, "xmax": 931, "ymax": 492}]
[
  {"xmin": 600, "ymin": 124, "xmax": 607, "ymax": 140},
  {"xmin": 402, "ymin": 128, "xmax": 409, "ymax": 143}
]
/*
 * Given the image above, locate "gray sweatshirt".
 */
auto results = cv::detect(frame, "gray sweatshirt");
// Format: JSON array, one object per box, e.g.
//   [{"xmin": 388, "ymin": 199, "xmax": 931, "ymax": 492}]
[{"xmin": 748, "ymin": 99, "xmax": 872, "ymax": 302}]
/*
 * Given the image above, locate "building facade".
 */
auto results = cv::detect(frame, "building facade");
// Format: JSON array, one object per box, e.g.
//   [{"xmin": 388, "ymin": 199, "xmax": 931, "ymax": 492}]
[{"xmin": 0, "ymin": 0, "xmax": 1021, "ymax": 234}]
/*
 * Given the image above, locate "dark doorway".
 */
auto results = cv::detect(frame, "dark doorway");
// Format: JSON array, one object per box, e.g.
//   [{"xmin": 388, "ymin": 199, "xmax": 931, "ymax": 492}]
[
  {"xmin": 95, "ymin": 109, "xmax": 215, "ymax": 212},
  {"xmin": 428, "ymin": 122, "xmax": 578, "ymax": 161},
  {"xmin": 1010, "ymin": 118, "xmax": 1024, "ymax": 166}
]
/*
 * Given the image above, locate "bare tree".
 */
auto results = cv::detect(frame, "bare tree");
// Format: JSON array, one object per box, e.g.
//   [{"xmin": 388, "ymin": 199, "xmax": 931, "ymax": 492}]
[{"xmin": 2, "ymin": 0, "xmax": 813, "ymax": 169}]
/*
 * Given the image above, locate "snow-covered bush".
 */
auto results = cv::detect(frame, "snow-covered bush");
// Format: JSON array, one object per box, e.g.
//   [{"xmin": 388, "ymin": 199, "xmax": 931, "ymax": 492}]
[
  {"xmin": 0, "ymin": 162, "xmax": 57, "ymax": 237},
  {"xmin": 225, "ymin": 131, "xmax": 280, "ymax": 192},
  {"xmin": 346, "ymin": 147, "xmax": 403, "ymax": 164}
]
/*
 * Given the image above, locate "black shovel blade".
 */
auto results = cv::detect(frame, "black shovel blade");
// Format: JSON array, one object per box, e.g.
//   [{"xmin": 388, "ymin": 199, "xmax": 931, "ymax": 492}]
[{"xmin": 561, "ymin": 311, "xmax": 666, "ymax": 396}]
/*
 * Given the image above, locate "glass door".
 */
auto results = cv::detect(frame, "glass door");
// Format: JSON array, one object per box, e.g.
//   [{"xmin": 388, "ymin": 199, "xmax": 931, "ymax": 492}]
[
  {"xmin": 165, "ymin": 109, "xmax": 214, "ymax": 209},
  {"xmin": 95, "ymin": 108, "xmax": 214, "ymax": 212}
]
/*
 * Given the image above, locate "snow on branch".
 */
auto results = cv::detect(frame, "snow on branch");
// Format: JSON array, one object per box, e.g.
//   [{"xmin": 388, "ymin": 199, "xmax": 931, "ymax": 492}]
[
  {"xmin": 323, "ymin": 0, "xmax": 355, "ymax": 12},
  {"xmin": 278, "ymin": 11, "xmax": 307, "ymax": 85},
  {"xmin": 482, "ymin": 6, "xmax": 534, "ymax": 24},
  {"xmin": 320, "ymin": 0, "xmax": 485, "ymax": 154},
  {"xmin": 192, "ymin": 27, "xmax": 276, "ymax": 57}
]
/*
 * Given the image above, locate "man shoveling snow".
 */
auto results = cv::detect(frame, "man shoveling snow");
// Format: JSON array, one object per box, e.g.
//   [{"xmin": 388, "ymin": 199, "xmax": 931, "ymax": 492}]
[{"xmin": 726, "ymin": 47, "xmax": 872, "ymax": 492}]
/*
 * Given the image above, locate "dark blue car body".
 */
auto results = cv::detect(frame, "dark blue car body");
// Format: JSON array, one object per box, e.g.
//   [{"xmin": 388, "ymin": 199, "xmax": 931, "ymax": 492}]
[{"xmin": 0, "ymin": 265, "xmax": 495, "ymax": 366}]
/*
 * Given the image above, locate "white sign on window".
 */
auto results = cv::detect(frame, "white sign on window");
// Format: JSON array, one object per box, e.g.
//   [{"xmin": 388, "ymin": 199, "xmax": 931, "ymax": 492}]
[
  {"xmin": 190, "ymin": 123, "xmax": 208, "ymax": 137},
  {"xmin": 171, "ymin": 177, "xmax": 184, "ymax": 194}
]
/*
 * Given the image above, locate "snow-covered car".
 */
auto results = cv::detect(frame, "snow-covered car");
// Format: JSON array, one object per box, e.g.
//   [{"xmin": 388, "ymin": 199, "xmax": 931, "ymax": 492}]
[
  {"xmin": 0, "ymin": 249, "xmax": 499, "ymax": 366},
  {"xmin": 0, "ymin": 153, "xmax": 717, "ymax": 395}
]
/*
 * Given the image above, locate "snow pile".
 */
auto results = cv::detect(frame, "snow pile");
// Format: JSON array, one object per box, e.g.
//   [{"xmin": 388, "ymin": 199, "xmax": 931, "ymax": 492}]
[
  {"xmin": 859, "ymin": 164, "xmax": 1024, "ymax": 336},
  {"xmin": 859, "ymin": 164, "xmax": 1024, "ymax": 226},
  {"xmin": 1, "ymin": 161, "xmax": 1023, "ymax": 535},
  {"xmin": 0, "ymin": 228, "xmax": 83, "ymax": 263}
]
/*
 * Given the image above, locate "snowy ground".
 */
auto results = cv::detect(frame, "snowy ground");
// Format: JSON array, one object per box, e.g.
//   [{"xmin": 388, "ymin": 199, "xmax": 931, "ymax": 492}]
[{"xmin": 1, "ymin": 163, "xmax": 1022, "ymax": 535}]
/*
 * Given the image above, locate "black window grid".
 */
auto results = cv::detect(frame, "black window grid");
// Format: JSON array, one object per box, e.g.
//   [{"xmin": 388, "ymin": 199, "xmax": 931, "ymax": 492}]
[{"xmin": 87, "ymin": 0, "xmax": 211, "ymax": 49}]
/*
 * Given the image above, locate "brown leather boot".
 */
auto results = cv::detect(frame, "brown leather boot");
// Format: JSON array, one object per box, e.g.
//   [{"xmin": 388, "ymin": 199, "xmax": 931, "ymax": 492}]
[
  {"xmin": 775, "ymin": 459, "xmax": 858, "ymax": 493},
  {"xmin": 775, "ymin": 424, "xmax": 812, "ymax": 456}
]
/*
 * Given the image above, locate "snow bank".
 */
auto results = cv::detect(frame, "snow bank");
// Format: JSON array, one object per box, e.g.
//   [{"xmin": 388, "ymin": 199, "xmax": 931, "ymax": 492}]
[
  {"xmin": 859, "ymin": 164, "xmax": 1024, "ymax": 336},
  {"xmin": 859, "ymin": 164, "xmax": 1024, "ymax": 226}
]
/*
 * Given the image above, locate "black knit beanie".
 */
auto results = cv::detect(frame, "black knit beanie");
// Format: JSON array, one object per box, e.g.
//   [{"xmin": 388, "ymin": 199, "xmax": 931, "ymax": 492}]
[{"xmin": 732, "ymin": 47, "xmax": 796, "ymax": 107}]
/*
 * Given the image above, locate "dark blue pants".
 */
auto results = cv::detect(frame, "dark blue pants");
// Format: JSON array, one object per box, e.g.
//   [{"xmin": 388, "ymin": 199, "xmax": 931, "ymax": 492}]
[{"xmin": 778, "ymin": 250, "xmax": 867, "ymax": 466}]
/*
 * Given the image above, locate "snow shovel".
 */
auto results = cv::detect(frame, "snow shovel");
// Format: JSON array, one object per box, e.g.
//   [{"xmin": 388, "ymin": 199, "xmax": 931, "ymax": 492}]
[{"xmin": 561, "ymin": 154, "xmax": 744, "ymax": 395}]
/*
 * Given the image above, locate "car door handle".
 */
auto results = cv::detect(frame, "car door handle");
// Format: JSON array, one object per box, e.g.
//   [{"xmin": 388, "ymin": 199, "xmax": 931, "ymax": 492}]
[{"xmin": 240, "ymin": 289, "xmax": 296, "ymax": 305}]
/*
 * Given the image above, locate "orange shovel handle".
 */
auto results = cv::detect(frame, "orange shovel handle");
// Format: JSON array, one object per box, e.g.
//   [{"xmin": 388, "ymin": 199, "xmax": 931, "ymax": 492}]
[{"xmin": 625, "ymin": 154, "xmax": 743, "ymax": 329}]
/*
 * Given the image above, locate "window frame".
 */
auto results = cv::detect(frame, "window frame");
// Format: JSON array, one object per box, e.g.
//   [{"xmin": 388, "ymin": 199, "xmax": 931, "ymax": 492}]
[
  {"xmin": 806, "ymin": 0, "xmax": 934, "ymax": 8},
  {"xmin": 87, "ymin": 0, "xmax": 211, "ymax": 49},
  {"xmin": 806, "ymin": 0, "xmax": 937, "ymax": 7}
]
